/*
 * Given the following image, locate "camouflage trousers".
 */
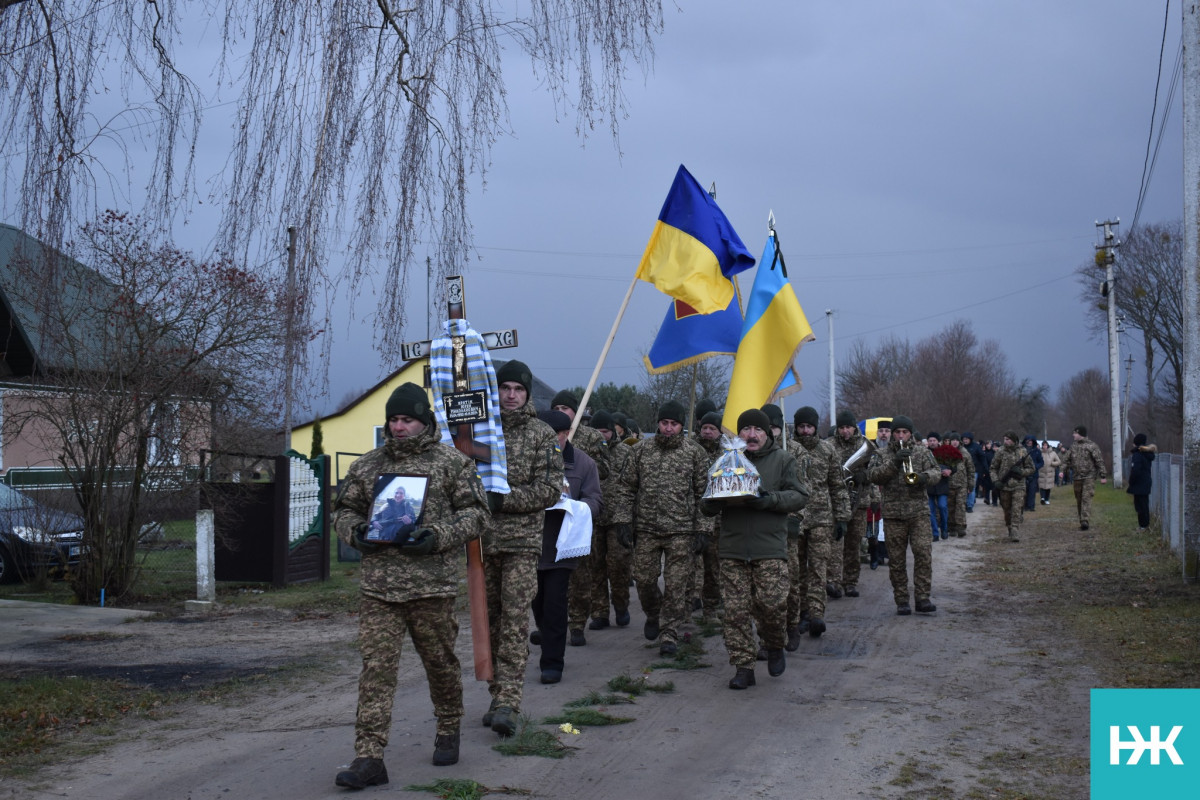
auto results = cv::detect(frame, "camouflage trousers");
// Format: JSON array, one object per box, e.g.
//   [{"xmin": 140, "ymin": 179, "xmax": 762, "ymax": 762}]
[
  {"xmin": 588, "ymin": 524, "xmax": 633, "ymax": 621},
  {"xmin": 785, "ymin": 536, "xmax": 803, "ymax": 627},
  {"xmin": 883, "ymin": 515, "xmax": 933, "ymax": 608},
  {"xmin": 685, "ymin": 531, "xmax": 722, "ymax": 619},
  {"xmin": 484, "ymin": 551, "xmax": 539, "ymax": 710},
  {"xmin": 798, "ymin": 526, "xmax": 831, "ymax": 619},
  {"xmin": 998, "ymin": 489, "xmax": 1024, "ymax": 533},
  {"xmin": 567, "ymin": 551, "xmax": 591, "ymax": 632},
  {"xmin": 1073, "ymin": 478, "xmax": 1096, "ymax": 525},
  {"xmin": 720, "ymin": 558, "xmax": 788, "ymax": 668},
  {"xmin": 354, "ymin": 594, "xmax": 462, "ymax": 757},
  {"xmin": 826, "ymin": 508, "xmax": 868, "ymax": 592},
  {"xmin": 633, "ymin": 531, "xmax": 695, "ymax": 644},
  {"xmin": 947, "ymin": 486, "xmax": 967, "ymax": 533}
]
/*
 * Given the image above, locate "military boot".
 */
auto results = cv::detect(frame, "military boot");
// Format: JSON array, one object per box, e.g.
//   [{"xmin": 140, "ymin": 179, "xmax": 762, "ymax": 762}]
[
  {"xmin": 482, "ymin": 699, "xmax": 498, "ymax": 727},
  {"xmin": 728, "ymin": 667, "xmax": 756, "ymax": 690},
  {"xmin": 766, "ymin": 648, "xmax": 786, "ymax": 677},
  {"xmin": 808, "ymin": 616, "xmax": 826, "ymax": 638},
  {"xmin": 1008, "ymin": 527, "xmax": 1020, "ymax": 543},
  {"xmin": 432, "ymin": 731, "xmax": 460, "ymax": 766},
  {"xmin": 785, "ymin": 625, "xmax": 802, "ymax": 652},
  {"xmin": 643, "ymin": 618, "xmax": 660, "ymax": 641},
  {"xmin": 335, "ymin": 757, "xmax": 389, "ymax": 789},
  {"xmin": 490, "ymin": 706, "xmax": 517, "ymax": 737},
  {"xmin": 797, "ymin": 611, "xmax": 811, "ymax": 634}
]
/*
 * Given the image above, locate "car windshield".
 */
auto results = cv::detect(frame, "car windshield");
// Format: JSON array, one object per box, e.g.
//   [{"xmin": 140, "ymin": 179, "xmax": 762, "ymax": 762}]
[{"xmin": 0, "ymin": 483, "xmax": 38, "ymax": 512}]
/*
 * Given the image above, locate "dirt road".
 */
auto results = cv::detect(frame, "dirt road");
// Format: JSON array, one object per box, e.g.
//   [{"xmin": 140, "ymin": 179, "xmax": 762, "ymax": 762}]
[{"xmin": 5, "ymin": 502, "xmax": 1092, "ymax": 799}]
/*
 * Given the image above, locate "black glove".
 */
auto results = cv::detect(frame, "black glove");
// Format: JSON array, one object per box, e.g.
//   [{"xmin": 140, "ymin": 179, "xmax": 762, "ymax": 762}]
[
  {"xmin": 892, "ymin": 449, "xmax": 908, "ymax": 465},
  {"xmin": 911, "ymin": 472, "xmax": 927, "ymax": 487},
  {"xmin": 870, "ymin": 502, "xmax": 881, "ymax": 515},
  {"xmin": 691, "ymin": 531, "xmax": 707, "ymax": 555},
  {"xmin": 398, "ymin": 528, "xmax": 436, "ymax": 556},
  {"xmin": 486, "ymin": 491, "xmax": 505, "ymax": 514},
  {"xmin": 700, "ymin": 497, "xmax": 722, "ymax": 517},
  {"xmin": 615, "ymin": 523, "xmax": 635, "ymax": 550},
  {"xmin": 745, "ymin": 492, "xmax": 774, "ymax": 511},
  {"xmin": 833, "ymin": 521, "xmax": 848, "ymax": 541},
  {"xmin": 352, "ymin": 522, "xmax": 383, "ymax": 556},
  {"xmin": 852, "ymin": 468, "xmax": 870, "ymax": 487},
  {"xmin": 787, "ymin": 517, "xmax": 802, "ymax": 536}
]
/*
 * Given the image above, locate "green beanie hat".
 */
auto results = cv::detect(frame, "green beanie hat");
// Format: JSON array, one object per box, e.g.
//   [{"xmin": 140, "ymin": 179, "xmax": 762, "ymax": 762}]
[
  {"xmin": 836, "ymin": 409, "xmax": 857, "ymax": 428},
  {"xmin": 658, "ymin": 400, "xmax": 686, "ymax": 425},
  {"xmin": 495, "ymin": 360, "xmax": 533, "ymax": 395},
  {"xmin": 761, "ymin": 403, "xmax": 784, "ymax": 430},
  {"xmin": 551, "ymin": 389, "xmax": 579, "ymax": 412},
  {"xmin": 385, "ymin": 383, "xmax": 434, "ymax": 426},
  {"xmin": 890, "ymin": 414, "xmax": 915, "ymax": 433},
  {"xmin": 793, "ymin": 406, "xmax": 820, "ymax": 429}
]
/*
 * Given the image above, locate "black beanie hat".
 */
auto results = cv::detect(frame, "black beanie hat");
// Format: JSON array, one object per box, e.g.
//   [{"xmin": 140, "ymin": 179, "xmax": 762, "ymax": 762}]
[
  {"xmin": 926, "ymin": 431, "xmax": 940, "ymax": 441},
  {"xmin": 737, "ymin": 408, "xmax": 773, "ymax": 440},
  {"xmin": 761, "ymin": 403, "xmax": 784, "ymax": 430},
  {"xmin": 835, "ymin": 409, "xmax": 857, "ymax": 428},
  {"xmin": 699, "ymin": 411, "xmax": 723, "ymax": 430},
  {"xmin": 658, "ymin": 400, "xmax": 686, "ymax": 425},
  {"xmin": 590, "ymin": 410, "xmax": 614, "ymax": 431},
  {"xmin": 890, "ymin": 414, "xmax": 914, "ymax": 433},
  {"xmin": 1134, "ymin": 433, "xmax": 1147, "ymax": 447},
  {"xmin": 695, "ymin": 398, "xmax": 717, "ymax": 420},
  {"xmin": 794, "ymin": 406, "xmax": 820, "ymax": 428},
  {"xmin": 385, "ymin": 383, "xmax": 434, "ymax": 426},
  {"xmin": 495, "ymin": 360, "xmax": 533, "ymax": 395},
  {"xmin": 1074, "ymin": 424, "xmax": 1087, "ymax": 436},
  {"xmin": 537, "ymin": 408, "xmax": 572, "ymax": 432},
  {"xmin": 551, "ymin": 389, "xmax": 579, "ymax": 412}
]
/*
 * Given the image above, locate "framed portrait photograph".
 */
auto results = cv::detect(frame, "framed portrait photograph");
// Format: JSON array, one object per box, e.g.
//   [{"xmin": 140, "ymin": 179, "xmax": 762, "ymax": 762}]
[{"xmin": 365, "ymin": 474, "xmax": 430, "ymax": 543}]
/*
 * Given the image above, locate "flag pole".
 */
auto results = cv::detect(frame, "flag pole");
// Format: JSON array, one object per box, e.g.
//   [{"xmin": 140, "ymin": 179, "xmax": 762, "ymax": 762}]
[{"xmin": 570, "ymin": 275, "xmax": 638, "ymax": 440}]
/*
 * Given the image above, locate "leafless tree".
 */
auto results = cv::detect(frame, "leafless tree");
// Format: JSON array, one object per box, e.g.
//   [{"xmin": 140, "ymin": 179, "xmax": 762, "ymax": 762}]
[
  {"xmin": 1, "ymin": 1, "xmax": 664, "ymax": 385},
  {"xmin": 1056, "ymin": 366, "xmax": 1112, "ymax": 464},
  {"xmin": 2, "ymin": 211, "xmax": 289, "ymax": 602},
  {"xmin": 640, "ymin": 354, "xmax": 732, "ymax": 431},
  {"xmin": 1075, "ymin": 220, "xmax": 1183, "ymax": 440}
]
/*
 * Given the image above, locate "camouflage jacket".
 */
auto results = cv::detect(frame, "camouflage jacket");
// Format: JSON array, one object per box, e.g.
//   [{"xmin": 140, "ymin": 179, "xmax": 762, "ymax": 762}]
[
  {"xmin": 794, "ymin": 434, "xmax": 851, "ymax": 529},
  {"xmin": 990, "ymin": 442, "xmax": 1035, "ymax": 492},
  {"xmin": 1063, "ymin": 437, "xmax": 1106, "ymax": 481},
  {"xmin": 784, "ymin": 438, "xmax": 812, "ymax": 536},
  {"xmin": 951, "ymin": 444, "xmax": 976, "ymax": 491},
  {"xmin": 595, "ymin": 436, "xmax": 632, "ymax": 527},
  {"xmin": 571, "ymin": 423, "xmax": 610, "ymax": 480},
  {"xmin": 693, "ymin": 434, "xmax": 723, "ymax": 533},
  {"xmin": 867, "ymin": 439, "xmax": 942, "ymax": 520},
  {"xmin": 333, "ymin": 423, "xmax": 488, "ymax": 604},
  {"xmin": 830, "ymin": 430, "xmax": 873, "ymax": 510},
  {"xmin": 616, "ymin": 431, "xmax": 710, "ymax": 534},
  {"xmin": 484, "ymin": 401, "xmax": 565, "ymax": 555}
]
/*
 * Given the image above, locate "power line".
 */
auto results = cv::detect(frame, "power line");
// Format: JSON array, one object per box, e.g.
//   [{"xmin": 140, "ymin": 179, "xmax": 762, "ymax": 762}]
[{"xmin": 1131, "ymin": 1, "xmax": 1178, "ymax": 231}]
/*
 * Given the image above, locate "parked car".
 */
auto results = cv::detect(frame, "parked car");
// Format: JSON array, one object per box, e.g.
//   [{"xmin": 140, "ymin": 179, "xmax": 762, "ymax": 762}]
[{"xmin": 0, "ymin": 484, "xmax": 85, "ymax": 584}]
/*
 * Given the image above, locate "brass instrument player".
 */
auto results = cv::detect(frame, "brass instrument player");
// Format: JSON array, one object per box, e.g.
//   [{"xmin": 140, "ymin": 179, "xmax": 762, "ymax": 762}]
[
  {"xmin": 830, "ymin": 410, "xmax": 875, "ymax": 599},
  {"xmin": 866, "ymin": 415, "xmax": 941, "ymax": 616}
]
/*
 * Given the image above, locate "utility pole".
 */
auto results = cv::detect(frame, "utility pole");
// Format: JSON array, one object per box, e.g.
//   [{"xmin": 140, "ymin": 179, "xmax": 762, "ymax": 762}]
[
  {"xmin": 1122, "ymin": 352, "xmax": 1135, "ymax": 441},
  {"xmin": 1096, "ymin": 220, "xmax": 1123, "ymax": 489},
  {"xmin": 1181, "ymin": 2, "xmax": 1200, "ymax": 580},
  {"xmin": 826, "ymin": 309, "xmax": 836, "ymax": 429}
]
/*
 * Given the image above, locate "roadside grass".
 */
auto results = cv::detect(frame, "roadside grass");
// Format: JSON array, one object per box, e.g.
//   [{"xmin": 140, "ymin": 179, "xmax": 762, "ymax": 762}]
[
  {"xmin": 491, "ymin": 716, "xmax": 577, "ymax": 759},
  {"xmin": 404, "ymin": 779, "xmax": 532, "ymax": 799},
  {"xmin": 974, "ymin": 483, "xmax": 1200, "ymax": 688},
  {"xmin": 0, "ymin": 676, "xmax": 166, "ymax": 778}
]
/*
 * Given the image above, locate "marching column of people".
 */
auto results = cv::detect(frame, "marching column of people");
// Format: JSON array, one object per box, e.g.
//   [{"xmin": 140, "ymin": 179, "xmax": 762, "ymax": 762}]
[{"xmin": 333, "ymin": 371, "xmax": 1133, "ymax": 787}]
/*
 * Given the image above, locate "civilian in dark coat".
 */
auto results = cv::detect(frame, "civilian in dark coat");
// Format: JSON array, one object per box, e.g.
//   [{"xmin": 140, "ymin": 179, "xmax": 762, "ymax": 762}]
[
  {"xmin": 1126, "ymin": 433, "xmax": 1156, "ymax": 531},
  {"xmin": 530, "ymin": 410, "xmax": 602, "ymax": 685},
  {"xmin": 1022, "ymin": 435, "xmax": 1044, "ymax": 512}
]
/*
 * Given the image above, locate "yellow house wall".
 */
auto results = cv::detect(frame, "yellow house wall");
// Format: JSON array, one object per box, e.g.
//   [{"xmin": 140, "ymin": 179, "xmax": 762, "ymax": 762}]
[{"xmin": 292, "ymin": 361, "xmax": 429, "ymax": 483}]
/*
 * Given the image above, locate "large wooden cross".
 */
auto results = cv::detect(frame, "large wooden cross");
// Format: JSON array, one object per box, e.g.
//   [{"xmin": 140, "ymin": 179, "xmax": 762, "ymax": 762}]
[{"xmin": 400, "ymin": 276, "xmax": 517, "ymax": 682}]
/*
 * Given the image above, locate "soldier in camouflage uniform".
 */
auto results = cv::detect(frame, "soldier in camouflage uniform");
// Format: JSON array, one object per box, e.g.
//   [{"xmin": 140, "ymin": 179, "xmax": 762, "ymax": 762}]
[
  {"xmin": 688, "ymin": 408, "xmax": 725, "ymax": 623},
  {"xmin": 702, "ymin": 408, "xmax": 807, "ymax": 690},
  {"xmin": 615, "ymin": 400, "xmax": 710, "ymax": 656},
  {"xmin": 481, "ymin": 360, "xmax": 564, "ymax": 736},
  {"xmin": 990, "ymin": 431, "xmax": 1036, "ymax": 542},
  {"xmin": 867, "ymin": 414, "xmax": 940, "ymax": 615},
  {"xmin": 586, "ymin": 410, "xmax": 635, "ymax": 629},
  {"xmin": 1062, "ymin": 424, "xmax": 1107, "ymax": 531},
  {"xmin": 828, "ymin": 410, "xmax": 872, "ymax": 597},
  {"xmin": 792, "ymin": 406, "xmax": 850, "ymax": 637},
  {"xmin": 946, "ymin": 432, "xmax": 975, "ymax": 537},
  {"xmin": 332, "ymin": 383, "xmax": 489, "ymax": 788},
  {"xmin": 549, "ymin": 389, "xmax": 609, "ymax": 646},
  {"xmin": 767, "ymin": 405, "xmax": 811, "ymax": 651}
]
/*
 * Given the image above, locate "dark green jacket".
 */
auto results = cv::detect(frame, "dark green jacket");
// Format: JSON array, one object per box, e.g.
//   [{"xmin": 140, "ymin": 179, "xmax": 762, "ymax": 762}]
[{"xmin": 711, "ymin": 437, "xmax": 808, "ymax": 561}]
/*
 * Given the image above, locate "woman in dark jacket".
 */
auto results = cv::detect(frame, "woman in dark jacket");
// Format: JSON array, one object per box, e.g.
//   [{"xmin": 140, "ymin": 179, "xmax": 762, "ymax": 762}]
[{"xmin": 1127, "ymin": 433, "xmax": 1156, "ymax": 532}]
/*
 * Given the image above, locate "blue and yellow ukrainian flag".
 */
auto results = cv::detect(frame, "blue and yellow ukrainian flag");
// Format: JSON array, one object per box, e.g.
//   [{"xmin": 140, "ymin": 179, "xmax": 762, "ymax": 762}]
[
  {"xmin": 643, "ymin": 281, "xmax": 743, "ymax": 374},
  {"xmin": 635, "ymin": 165, "xmax": 756, "ymax": 315},
  {"xmin": 722, "ymin": 231, "xmax": 815, "ymax": 432}
]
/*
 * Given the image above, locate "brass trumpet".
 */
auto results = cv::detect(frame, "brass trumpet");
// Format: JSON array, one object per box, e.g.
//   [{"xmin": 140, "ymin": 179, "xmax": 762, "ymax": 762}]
[
  {"xmin": 841, "ymin": 439, "xmax": 877, "ymax": 505},
  {"xmin": 898, "ymin": 439, "xmax": 920, "ymax": 486}
]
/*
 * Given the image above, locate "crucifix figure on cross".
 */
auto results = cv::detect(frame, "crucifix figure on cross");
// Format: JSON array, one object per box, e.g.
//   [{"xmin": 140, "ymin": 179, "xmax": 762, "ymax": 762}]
[{"xmin": 402, "ymin": 276, "xmax": 518, "ymax": 682}]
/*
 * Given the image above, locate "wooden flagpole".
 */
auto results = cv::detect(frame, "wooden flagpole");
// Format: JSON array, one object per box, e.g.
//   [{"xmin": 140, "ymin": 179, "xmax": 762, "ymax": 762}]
[{"xmin": 569, "ymin": 275, "xmax": 638, "ymax": 441}]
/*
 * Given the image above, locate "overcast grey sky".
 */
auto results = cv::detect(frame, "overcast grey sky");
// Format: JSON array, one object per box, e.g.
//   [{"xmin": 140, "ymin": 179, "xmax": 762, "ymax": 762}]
[
  {"xmin": 358, "ymin": 1, "xmax": 1183, "ymax": 425},
  {"xmin": 3, "ymin": 2, "xmax": 1186, "ymax": 427}
]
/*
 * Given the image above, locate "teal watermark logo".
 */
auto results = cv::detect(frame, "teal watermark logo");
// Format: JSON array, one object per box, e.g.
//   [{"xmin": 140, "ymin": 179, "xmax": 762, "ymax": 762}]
[{"xmin": 1091, "ymin": 689, "xmax": 1198, "ymax": 798}]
